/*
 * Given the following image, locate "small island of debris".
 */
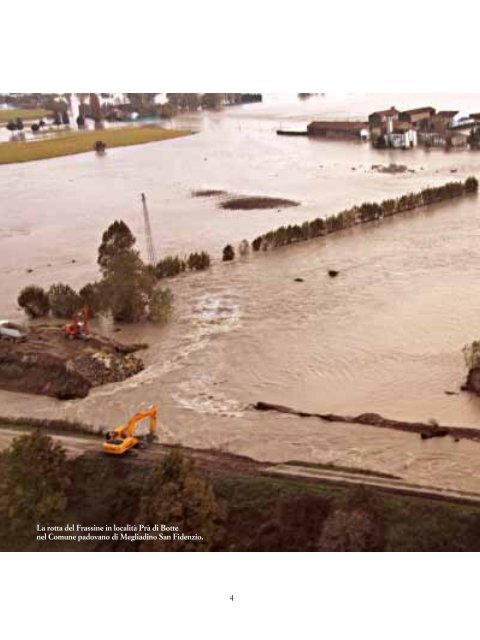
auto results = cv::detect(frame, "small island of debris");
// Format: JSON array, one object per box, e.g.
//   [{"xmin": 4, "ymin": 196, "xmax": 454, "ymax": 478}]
[{"xmin": 220, "ymin": 196, "xmax": 299, "ymax": 210}]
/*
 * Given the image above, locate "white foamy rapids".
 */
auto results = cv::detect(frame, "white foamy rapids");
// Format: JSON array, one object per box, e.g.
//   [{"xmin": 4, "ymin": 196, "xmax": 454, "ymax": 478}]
[
  {"xmin": 92, "ymin": 293, "xmax": 242, "ymax": 403},
  {"xmin": 173, "ymin": 375, "xmax": 246, "ymax": 418},
  {"xmin": 156, "ymin": 292, "xmax": 242, "ymax": 376},
  {"xmin": 191, "ymin": 293, "xmax": 242, "ymax": 337}
]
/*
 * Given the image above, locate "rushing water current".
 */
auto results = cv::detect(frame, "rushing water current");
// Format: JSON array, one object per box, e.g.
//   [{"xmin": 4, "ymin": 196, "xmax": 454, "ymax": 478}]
[{"xmin": 3, "ymin": 93, "xmax": 480, "ymax": 491}]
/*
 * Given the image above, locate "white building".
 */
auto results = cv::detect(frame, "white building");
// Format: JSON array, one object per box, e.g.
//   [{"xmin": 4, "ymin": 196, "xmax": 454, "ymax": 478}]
[
  {"xmin": 360, "ymin": 128, "xmax": 370, "ymax": 141},
  {"xmin": 386, "ymin": 128, "xmax": 417, "ymax": 149}
]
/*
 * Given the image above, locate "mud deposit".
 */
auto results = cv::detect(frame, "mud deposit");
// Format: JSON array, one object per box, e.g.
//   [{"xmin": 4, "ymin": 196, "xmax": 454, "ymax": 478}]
[
  {"xmin": 192, "ymin": 189, "xmax": 227, "ymax": 197},
  {"xmin": 219, "ymin": 196, "xmax": 299, "ymax": 210},
  {"xmin": 0, "ymin": 328, "xmax": 144, "ymax": 399}
]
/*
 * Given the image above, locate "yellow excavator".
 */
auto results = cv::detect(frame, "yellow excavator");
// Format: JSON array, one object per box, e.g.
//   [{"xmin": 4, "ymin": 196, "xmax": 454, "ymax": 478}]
[{"xmin": 103, "ymin": 407, "xmax": 158, "ymax": 456}]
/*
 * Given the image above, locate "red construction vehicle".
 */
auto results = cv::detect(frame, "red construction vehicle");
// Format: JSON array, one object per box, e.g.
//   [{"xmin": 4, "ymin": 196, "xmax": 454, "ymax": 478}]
[{"xmin": 63, "ymin": 307, "xmax": 89, "ymax": 340}]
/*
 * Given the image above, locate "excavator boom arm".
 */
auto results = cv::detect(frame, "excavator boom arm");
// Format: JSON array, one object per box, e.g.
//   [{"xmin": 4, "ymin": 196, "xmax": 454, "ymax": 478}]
[
  {"xmin": 103, "ymin": 407, "xmax": 158, "ymax": 456},
  {"xmin": 124, "ymin": 408, "xmax": 157, "ymax": 437}
]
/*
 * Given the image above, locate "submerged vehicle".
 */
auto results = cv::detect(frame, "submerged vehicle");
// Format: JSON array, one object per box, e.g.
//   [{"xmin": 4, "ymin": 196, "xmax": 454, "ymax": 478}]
[{"xmin": 103, "ymin": 407, "xmax": 158, "ymax": 456}]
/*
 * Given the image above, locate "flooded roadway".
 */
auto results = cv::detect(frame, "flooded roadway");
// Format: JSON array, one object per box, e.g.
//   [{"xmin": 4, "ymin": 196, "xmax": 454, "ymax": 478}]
[{"xmin": 3, "ymin": 93, "xmax": 480, "ymax": 491}]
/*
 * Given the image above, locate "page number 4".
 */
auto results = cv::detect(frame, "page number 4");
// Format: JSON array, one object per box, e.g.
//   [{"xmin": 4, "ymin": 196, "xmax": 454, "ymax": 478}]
[{"xmin": 230, "ymin": 595, "xmax": 234, "ymax": 602}]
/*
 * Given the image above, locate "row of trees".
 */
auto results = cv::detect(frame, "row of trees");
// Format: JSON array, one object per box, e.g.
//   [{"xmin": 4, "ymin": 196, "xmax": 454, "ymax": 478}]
[
  {"xmin": 166, "ymin": 93, "xmax": 224, "ymax": 112},
  {"xmin": 0, "ymin": 93, "xmax": 69, "ymax": 112},
  {"xmin": 18, "ymin": 283, "xmax": 100, "ymax": 320},
  {"xmin": 166, "ymin": 93, "xmax": 224, "ymax": 111},
  {"xmin": 165, "ymin": 94, "xmax": 262, "ymax": 113},
  {"xmin": 17, "ymin": 227, "xmax": 252, "ymax": 321},
  {"xmin": 155, "ymin": 251, "xmax": 211, "ymax": 279},
  {"xmin": 7, "ymin": 112, "xmax": 70, "ymax": 135},
  {"xmin": 250, "ymin": 177, "xmax": 478, "ymax": 252},
  {"xmin": 18, "ymin": 178, "xmax": 477, "ymax": 314},
  {"xmin": 57, "ymin": 93, "xmax": 263, "ymax": 124},
  {"xmin": 18, "ymin": 221, "xmax": 174, "ymax": 324},
  {"xmin": 154, "ymin": 240, "xmax": 251, "ymax": 280}
]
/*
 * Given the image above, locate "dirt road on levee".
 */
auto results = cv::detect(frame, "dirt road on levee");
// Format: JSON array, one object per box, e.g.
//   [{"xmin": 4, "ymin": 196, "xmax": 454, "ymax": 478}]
[{"xmin": 2, "ymin": 423, "xmax": 480, "ymax": 508}]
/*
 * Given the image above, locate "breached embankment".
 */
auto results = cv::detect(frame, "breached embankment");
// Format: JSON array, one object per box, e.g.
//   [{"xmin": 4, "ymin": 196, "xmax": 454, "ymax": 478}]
[
  {"xmin": 251, "ymin": 177, "xmax": 478, "ymax": 252},
  {"xmin": 254, "ymin": 401, "xmax": 480, "ymax": 442},
  {"xmin": 0, "ymin": 327, "xmax": 145, "ymax": 400}
]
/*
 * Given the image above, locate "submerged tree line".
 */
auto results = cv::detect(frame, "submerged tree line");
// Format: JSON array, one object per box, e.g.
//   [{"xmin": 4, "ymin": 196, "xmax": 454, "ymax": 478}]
[
  {"xmin": 115, "ymin": 177, "xmax": 480, "ymax": 286},
  {"xmin": 17, "ymin": 226, "xmax": 246, "ymax": 321},
  {"xmin": 154, "ymin": 241, "xmax": 248, "ymax": 279},
  {"xmin": 251, "ymin": 177, "xmax": 479, "ymax": 252},
  {"xmin": 17, "ymin": 178, "xmax": 478, "ymax": 320},
  {"xmin": 155, "ymin": 252, "xmax": 211, "ymax": 279}
]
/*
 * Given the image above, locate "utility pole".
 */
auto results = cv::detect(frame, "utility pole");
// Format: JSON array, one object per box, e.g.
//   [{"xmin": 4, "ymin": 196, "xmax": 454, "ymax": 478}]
[{"xmin": 141, "ymin": 193, "xmax": 157, "ymax": 266}]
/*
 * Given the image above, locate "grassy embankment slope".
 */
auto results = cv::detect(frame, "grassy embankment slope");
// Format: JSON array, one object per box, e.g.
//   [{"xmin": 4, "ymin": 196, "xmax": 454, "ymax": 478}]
[
  {"xmin": 216, "ymin": 475, "xmax": 480, "ymax": 552},
  {"xmin": 0, "ymin": 126, "xmax": 192, "ymax": 165},
  {"xmin": 0, "ymin": 108, "xmax": 53, "ymax": 123}
]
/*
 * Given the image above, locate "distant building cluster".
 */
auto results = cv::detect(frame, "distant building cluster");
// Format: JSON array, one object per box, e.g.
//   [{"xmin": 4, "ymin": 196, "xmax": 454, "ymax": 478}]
[
  {"xmin": 307, "ymin": 121, "xmax": 370, "ymax": 140},
  {"xmin": 308, "ymin": 106, "xmax": 480, "ymax": 150}
]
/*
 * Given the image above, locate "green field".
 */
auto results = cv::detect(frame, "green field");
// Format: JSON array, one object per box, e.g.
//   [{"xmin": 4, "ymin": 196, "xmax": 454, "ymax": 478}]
[
  {"xmin": 0, "ymin": 108, "xmax": 52, "ymax": 124},
  {"xmin": 0, "ymin": 126, "xmax": 192, "ymax": 164}
]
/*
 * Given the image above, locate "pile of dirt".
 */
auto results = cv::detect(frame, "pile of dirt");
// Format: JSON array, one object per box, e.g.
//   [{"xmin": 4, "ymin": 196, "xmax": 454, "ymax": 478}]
[
  {"xmin": 219, "ymin": 196, "xmax": 299, "ymax": 210},
  {"xmin": 71, "ymin": 351, "xmax": 143, "ymax": 387},
  {"xmin": 192, "ymin": 189, "xmax": 227, "ymax": 197},
  {"xmin": 0, "ymin": 327, "xmax": 145, "ymax": 400}
]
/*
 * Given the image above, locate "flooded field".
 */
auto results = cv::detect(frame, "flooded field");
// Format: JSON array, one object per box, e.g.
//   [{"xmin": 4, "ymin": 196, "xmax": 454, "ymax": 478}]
[{"xmin": 3, "ymin": 94, "xmax": 480, "ymax": 491}]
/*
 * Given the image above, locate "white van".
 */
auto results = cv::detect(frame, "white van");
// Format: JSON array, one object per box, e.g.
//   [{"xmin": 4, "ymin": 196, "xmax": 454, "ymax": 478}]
[{"xmin": 0, "ymin": 321, "xmax": 27, "ymax": 343}]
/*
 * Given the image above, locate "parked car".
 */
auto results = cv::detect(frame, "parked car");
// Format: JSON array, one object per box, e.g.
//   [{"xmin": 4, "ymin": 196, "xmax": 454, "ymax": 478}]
[{"xmin": 0, "ymin": 321, "xmax": 27, "ymax": 343}]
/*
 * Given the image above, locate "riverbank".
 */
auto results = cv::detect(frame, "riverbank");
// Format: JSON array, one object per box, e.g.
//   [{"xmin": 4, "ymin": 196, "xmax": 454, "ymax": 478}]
[
  {"xmin": 252, "ymin": 177, "xmax": 478, "ymax": 251},
  {"xmin": 2, "ymin": 419, "xmax": 480, "ymax": 551},
  {"xmin": 0, "ymin": 126, "xmax": 193, "ymax": 164},
  {"xmin": 0, "ymin": 327, "xmax": 145, "ymax": 399},
  {"xmin": 254, "ymin": 402, "xmax": 480, "ymax": 443}
]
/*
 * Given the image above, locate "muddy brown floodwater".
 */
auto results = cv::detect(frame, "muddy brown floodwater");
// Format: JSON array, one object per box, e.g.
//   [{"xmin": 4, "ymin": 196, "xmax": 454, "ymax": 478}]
[{"xmin": 3, "ymin": 93, "xmax": 480, "ymax": 492}]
